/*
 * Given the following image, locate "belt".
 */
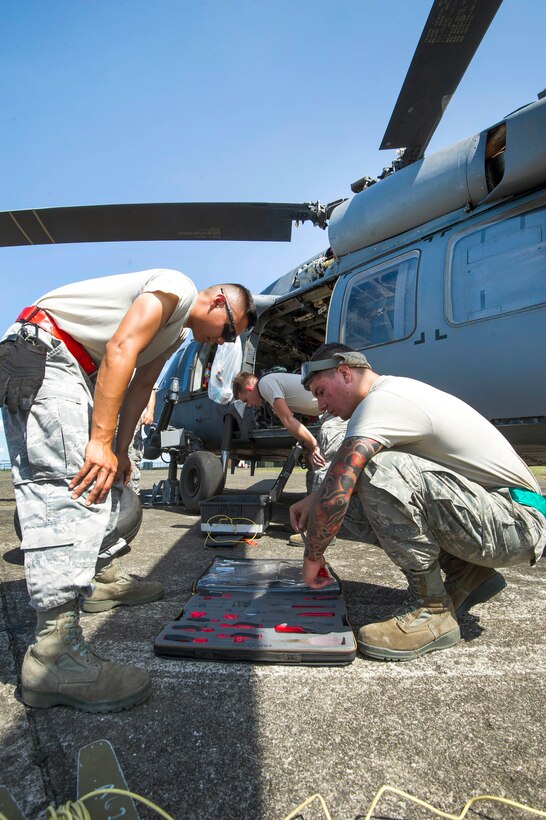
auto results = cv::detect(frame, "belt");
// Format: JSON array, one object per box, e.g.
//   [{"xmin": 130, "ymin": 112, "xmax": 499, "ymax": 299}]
[{"xmin": 16, "ymin": 306, "xmax": 97, "ymax": 376}]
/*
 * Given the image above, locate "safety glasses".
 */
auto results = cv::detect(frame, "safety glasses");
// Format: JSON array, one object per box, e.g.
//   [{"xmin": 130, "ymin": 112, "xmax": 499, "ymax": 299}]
[
  {"xmin": 301, "ymin": 357, "xmax": 342, "ymax": 389},
  {"xmin": 221, "ymin": 288, "xmax": 237, "ymax": 343},
  {"xmin": 301, "ymin": 351, "xmax": 370, "ymax": 388}
]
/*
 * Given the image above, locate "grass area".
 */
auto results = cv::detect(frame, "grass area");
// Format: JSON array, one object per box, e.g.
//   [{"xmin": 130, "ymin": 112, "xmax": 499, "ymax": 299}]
[{"xmin": 530, "ymin": 466, "xmax": 546, "ymax": 476}]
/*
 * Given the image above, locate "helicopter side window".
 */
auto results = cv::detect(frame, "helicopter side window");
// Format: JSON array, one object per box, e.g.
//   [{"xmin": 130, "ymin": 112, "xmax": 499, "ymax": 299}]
[
  {"xmin": 449, "ymin": 207, "xmax": 546, "ymax": 323},
  {"xmin": 341, "ymin": 253, "xmax": 418, "ymax": 349}
]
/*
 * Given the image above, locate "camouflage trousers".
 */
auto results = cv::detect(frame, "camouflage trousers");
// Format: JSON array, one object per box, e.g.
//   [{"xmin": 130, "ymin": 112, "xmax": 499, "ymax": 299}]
[
  {"xmin": 309, "ymin": 414, "xmax": 348, "ymax": 490},
  {"xmin": 353, "ymin": 450, "xmax": 545, "ymax": 573},
  {"xmin": 128, "ymin": 427, "xmax": 144, "ymax": 494},
  {"xmin": 2, "ymin": 324, "xmax": 120, "ymax": 610}
]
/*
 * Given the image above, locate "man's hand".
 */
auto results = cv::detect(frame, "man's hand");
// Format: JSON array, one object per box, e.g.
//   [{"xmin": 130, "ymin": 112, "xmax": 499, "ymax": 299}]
[
  {"xmin": 115, "ymin": 451, "xmax": 133, "ymax": 486},
  {"xmin": 289, "ymin": 492, "xmax": 316, "ymax": 535},
  {"xmin": 140, "ymin": 407, "xmax": 154, "ymax": 426},
  {"xmin": 69, "ymin": 440, "xmax": 118, "ymax": 505},
  {"xmin": 272, "ymin": 398, "xmax": 324, "ymax": 470},
  {"xmin": 303, "ymin": 555, "xmax": 332, "ymax": 589},
  {"xmin": 307, "ymin": 445, "xmax": 326, "ymax": 470}
]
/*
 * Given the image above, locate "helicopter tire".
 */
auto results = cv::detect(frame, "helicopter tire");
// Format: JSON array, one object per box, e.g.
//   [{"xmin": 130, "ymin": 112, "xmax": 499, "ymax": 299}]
[
  {"xmin": 13, "ymin": 484, "xmax": 143, "ymax": 549},
  {"xmin": 179, "ymin": 450, "xmax": 224, "ymax": 513}
]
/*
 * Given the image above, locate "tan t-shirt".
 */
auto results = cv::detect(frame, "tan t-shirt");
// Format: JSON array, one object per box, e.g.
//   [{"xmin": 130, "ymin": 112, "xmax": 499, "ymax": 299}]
[
  {"xmin": 346, "ymin": 375, "xmax": 539, "ymax": 492},
  {"xmin": 258, "ymin": 373, "xmax": 319, "ymax": 416},
  {"xmin": 37, "ymin": 269, "xmax": 197, "ymax": 367}
]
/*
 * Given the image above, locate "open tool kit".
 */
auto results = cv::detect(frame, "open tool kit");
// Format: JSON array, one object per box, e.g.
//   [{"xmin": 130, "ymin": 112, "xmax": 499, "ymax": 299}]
[{"xmin": 154, "ymin": 557, "xmax": 356, "ymax": 665}]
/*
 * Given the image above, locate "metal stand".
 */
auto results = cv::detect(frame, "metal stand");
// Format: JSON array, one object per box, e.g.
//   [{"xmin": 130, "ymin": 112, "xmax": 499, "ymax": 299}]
[
  {"xmin": 149, "ymin": 453, "xmax": 181, "ymax": 506},
  {"xmin": 269, "ymin": 443, "xmax": 303, "ymax": 503}
]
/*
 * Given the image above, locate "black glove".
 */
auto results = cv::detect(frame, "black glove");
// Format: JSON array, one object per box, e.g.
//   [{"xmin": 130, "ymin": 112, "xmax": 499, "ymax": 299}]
[{"xmin": 0, "ymin": 330, "xmax": 48, "ymax": 414}]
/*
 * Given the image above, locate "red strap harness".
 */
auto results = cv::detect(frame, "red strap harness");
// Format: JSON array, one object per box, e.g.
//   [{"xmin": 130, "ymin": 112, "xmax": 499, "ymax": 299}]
[{"xmin": 17, "ymin": 306, "xmax": 97, "ymax": 377}]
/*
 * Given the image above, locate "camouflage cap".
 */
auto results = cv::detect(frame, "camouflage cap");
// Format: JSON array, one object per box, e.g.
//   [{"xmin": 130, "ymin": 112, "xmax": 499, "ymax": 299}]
[{"xmin": 301, "ymin": 351, "xmax": 370, "ymax": 390}]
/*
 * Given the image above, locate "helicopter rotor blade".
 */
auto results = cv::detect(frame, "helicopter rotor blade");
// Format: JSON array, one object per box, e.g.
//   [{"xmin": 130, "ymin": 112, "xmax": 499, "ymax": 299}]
[
  {"xmin": 0, "ymin": 201, "xmax": 327, "ymax": 248},
  {"xmin": 380, "ymin": 0, "xmax": 503, "ymax": 165}
]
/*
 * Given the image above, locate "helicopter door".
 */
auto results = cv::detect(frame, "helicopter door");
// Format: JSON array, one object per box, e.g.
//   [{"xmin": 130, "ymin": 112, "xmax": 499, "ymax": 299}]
[
  {"xmin": 439, "ymin": 203, "xmax": 546, "ymax": 419},
  {"xmin": 332, "ymin": 250, "xmax": 420, "ymax": 374}
]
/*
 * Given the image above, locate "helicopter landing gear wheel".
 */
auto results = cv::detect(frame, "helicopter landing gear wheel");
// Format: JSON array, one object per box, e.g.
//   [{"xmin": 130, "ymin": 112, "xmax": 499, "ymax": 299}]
[{"xmin": 179, "ymin": 451, "xmax": 224, "ymax": 513}]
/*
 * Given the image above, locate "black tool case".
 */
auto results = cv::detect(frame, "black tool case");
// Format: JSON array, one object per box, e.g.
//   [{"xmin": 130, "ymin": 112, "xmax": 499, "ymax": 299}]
[
  {"xmin": 200, "ymin": 444, "xmax": 303, "ymax": 542},
  {"xmin": 200, "ymin": 492, "xmax": 271, "ymax": 539},
  {"xmin": 154, "ymin": 557, "xmax": 356, "ymax": 665}
]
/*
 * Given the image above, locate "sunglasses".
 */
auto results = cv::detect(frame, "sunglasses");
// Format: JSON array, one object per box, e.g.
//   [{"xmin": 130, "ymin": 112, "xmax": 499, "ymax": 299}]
[{"xmin": 221, "ymin": 288, "xmax": 237, "ymax": 343}]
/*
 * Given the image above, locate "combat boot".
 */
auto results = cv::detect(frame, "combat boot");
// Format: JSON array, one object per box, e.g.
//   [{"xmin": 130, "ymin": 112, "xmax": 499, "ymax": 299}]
[
  {"xmin": 82, "ymin": 556, "xmax": 164, "ymax": 613},
  {"xmin": 21, "ymin": 600, "xmax": 151, "ymax": 712},
  {"xmin": 288, "ymin": 532, "xmax": 336, "ymax": 547},
  {"xmin": 438, "ymin": 550, "xmax": 506, "ymax": 616},
  {"xmin": 357, "ymin": 562, "xmax": 460, "ymax": 661}
]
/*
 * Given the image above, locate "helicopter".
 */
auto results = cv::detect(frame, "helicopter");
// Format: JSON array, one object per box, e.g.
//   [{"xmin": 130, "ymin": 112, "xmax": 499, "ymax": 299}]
[{"xmin": 1, "ymin": 0, "xmax": 545, "ymax": 513}]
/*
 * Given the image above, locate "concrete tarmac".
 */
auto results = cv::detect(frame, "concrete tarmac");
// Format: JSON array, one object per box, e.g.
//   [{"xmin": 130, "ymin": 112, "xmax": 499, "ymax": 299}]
[{"xmin": 0, "ymin": 467, "xmax": 545, "ymax": 819}]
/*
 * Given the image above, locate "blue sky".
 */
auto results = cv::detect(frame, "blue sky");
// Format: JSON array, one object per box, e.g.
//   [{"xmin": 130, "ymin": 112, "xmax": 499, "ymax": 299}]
[{"xmin": 1, "ymin": 0, "xmax": 544, "ymax": 460}]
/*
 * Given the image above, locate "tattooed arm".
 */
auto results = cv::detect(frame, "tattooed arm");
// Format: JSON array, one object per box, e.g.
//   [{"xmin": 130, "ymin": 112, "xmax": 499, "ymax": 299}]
[{"xmin": 302, "ymin": 436, "xmax": 383, "ymax": 588}]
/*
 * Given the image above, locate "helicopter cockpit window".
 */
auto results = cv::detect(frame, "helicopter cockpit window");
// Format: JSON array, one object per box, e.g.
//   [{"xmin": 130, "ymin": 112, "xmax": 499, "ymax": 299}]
[
  {"xmin": 190, "ymin": 343, "xmax": 215, "ymax": 393},
  {"xmin": 448, "ymin": 207, "xmax": 546, "ymax": 323},
  {"xmin": 156, "ymin": 351, "xmax": 180, "ymax": 392},
  {"xmin": 341, "ymin": 253, "xmax": 418, "ymax": 350},
  {"xmin": 157, "ymin": 341, "xmax": 197, "ymax": 394}
]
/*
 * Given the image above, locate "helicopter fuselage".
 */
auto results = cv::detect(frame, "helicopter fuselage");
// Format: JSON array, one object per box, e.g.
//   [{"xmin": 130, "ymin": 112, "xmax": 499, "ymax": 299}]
[{"xmin": 147, "ymin": 95, "xmax": 546, "ymax": 507}]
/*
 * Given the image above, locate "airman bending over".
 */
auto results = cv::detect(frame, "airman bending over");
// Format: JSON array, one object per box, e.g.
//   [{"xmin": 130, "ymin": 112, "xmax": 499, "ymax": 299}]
[{"xmin": 0, "ymin": 270, "xmax": 255, "ymax": 711}]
